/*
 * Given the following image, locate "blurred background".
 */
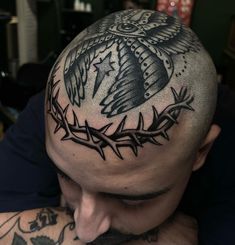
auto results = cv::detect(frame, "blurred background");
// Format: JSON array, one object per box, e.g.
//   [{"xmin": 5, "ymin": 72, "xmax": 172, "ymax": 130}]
[{"xmin": 0, "ymin": 0, "xmax": 235, "ymax": 136}]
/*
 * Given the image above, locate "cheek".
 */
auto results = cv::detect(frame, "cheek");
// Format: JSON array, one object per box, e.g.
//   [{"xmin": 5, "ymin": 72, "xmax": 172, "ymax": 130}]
[
  {"xmin": 113, "ymin": 194, "xmax": 179, "ymax": 234},
  {"xmin": 115, "ymin": 175, "xmax": 190, "ymax": 234}
]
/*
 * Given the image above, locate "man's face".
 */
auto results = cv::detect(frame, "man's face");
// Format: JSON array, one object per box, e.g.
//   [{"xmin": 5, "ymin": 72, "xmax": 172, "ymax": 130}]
[{"xmin": 46, "ymin": 133, "xmax": 195, "ymax": 244}]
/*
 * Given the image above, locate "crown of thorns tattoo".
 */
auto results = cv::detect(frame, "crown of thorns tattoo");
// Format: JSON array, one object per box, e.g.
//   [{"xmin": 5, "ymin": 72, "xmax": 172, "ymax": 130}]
[{"xmin": 47, "ymin": 73, "xmax": 194, "ymax": 160}]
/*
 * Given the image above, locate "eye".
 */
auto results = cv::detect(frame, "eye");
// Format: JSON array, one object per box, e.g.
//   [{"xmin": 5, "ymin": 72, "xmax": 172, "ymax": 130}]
[
  {"xmin": 121, "ymin": 199, "xmax": 146, "ymax": 207},
  {"xmin": 117, "ymin": 23, "xmax": 138, "ymax": 33},
  {"xmin": 108, "ymin": 23, "xmax": 146, "ymax": 37}
]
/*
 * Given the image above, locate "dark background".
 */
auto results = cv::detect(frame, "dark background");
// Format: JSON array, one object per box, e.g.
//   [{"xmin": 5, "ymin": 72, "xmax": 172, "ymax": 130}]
[
  {"xmin": 0, "ymin": 0, "xmax": 234, "ymax": 128},
  {"xmin": 1, "ymin": 0, "xmax": 234, "ymax": 68}
]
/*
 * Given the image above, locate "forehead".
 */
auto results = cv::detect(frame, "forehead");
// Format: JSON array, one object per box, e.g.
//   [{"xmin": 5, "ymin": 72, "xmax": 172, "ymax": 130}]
[{"xmin": 46, "ymin": 128, "xmax": 188, "ymax": 193}]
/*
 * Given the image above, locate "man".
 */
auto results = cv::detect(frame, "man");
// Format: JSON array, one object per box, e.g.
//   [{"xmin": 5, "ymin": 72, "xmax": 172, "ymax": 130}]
[{"xmin": 0, "ymin": 9, "xmax": 234, "ymax": 245}]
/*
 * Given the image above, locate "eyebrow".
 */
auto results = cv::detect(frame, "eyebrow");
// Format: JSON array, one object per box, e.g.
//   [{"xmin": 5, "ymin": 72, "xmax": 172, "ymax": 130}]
[
  {"xmin": 51, "ymin": 162, "xmax": 172, "ymax": 201},
  {"xmin": 101, "ymin": 186, "xmax": 172, "ymax": 201}
]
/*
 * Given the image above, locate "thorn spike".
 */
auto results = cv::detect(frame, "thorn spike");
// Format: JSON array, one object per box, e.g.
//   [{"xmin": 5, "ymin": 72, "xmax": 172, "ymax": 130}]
[
  {"xmin": 171, "ymin": 87, "xmax": 179, "ymax": 102},
  {"xmin": 116, "ymin": 116, "xmax": 127, "ymax": 133},
  {"xmin": 161, "ymin": 131, "xmax": 169, "ymax": 140},
  {"xmin": 166, "ymin": 114, "xmax": 178, "ymax": 124},
  {"xmin": 99, "ymin": 123, "xmax": 112, "ymax": 134},
  {"xmin": 54, "ymin": 123, "xmax": 62, "ymax": 133},
  {"xmin": 72, "ymin": 111, "xmax": 80, "ymax": 128},
  {"xmin": 63, "ymin": 105, "xmax": 69, "ymax": 116},
  {"xmin": 54, "ymin": 88, "xmax": 60, "ymax": 100},
  {"xmin": 131, "ymin": 134, "xmax": 142, "ymax": 146},
  {"xmin": 187, "ymin": 95, "xmax": 194, "ymax": 105},
  {"xmin": 61, "ymin": 134, "xmax": 70, "ymax": 141},
  {"xmin": 130, "ymin": 145, "xmax": 138, "ymax": 156},
  {"xmin": 137, "ymin": 112, "xmax": 144, "ymax": 130},
  {"xmin": 148, "ymin": 137, "xmax": 162, "ymax": 145},
  {"xmin": 187, "ymin": 105, "xmax": 195, "ymax": 111},
  {"xmin": 85, "ymin": 121, "xmax": 92, "ymax": 141},
  {"xmin": 180, "ymin": 87, "xmax": 187, "ymax": 99},
  {"xmin": 116, "ymin": 148, "xmax": 123, "ymax": 160},
  {"xmin": 109, "ymin": 143, "xmax": 123, "ymax": 159},
  {"xmin": 96, "ymin": 146, "xmax": 106, "ymax": 160},
  {"xmin": 183, "ymin": 104, "xmax": 194, "ymax": 111},
  {"xmin": 52, "ymin": 80, "xmax": 60, "ymax": 91},
  {"xmin": 152, "ymin": 106, "xmax": 159, "ymax": 121},
  {"xmin": 184, "ymin": 95, "xmax": 191, "ymax": 101}
]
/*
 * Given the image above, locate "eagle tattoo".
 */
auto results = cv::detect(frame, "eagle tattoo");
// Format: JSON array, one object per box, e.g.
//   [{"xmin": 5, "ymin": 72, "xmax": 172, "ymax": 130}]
[{"xmin": 63, "ymin": 10, "xmax": 200, "ymax": 117}]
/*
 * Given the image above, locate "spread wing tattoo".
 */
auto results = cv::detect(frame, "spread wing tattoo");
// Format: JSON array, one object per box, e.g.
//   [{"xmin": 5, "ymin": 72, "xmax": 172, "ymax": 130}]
[{"xmin": 63, "ymin": 10, "xmax": 200, "ymax": 117}]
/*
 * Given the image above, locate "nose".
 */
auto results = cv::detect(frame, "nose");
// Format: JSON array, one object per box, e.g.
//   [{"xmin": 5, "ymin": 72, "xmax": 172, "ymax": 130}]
[{"xmin": 74, "ymin": 190, "xmax": 112, "ymax": 243}]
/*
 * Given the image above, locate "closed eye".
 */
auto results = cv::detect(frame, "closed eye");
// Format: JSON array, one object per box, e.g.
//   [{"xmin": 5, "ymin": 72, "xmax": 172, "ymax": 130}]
[
  {"xmin": 121, "ymin": 199, "xmax": 147, "ymax": 207},
  {"xmin": 103, "ymin": 185, "xmax": 173, "ymax": 207}
]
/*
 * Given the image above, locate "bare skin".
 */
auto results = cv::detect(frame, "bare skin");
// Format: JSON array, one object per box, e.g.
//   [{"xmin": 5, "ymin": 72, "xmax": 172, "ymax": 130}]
[
  {"xmin": 45, "ymin": 122, "xmax": 220, "ymax": 244},
  {"xmin": 0, "ymin": 209, "xmax": 197, "ymax": 245},
  {"xmin": 44, "ymin": 9, "xmax": 220, "ymax": 245},
  {"xmin": 0, "ymin": 208, "xmax": 78, "ymax": 245},
  {"xmin": 0, "ymin": 9, "xmax": 220, "ymax": 245},
  {"xmin": 1, "ymin": 124, "xmax": 217, "ymax": 245}
]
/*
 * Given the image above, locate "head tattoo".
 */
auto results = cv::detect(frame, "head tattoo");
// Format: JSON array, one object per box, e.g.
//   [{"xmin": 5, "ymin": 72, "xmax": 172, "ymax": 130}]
[{"xmin": 47, "ymin": 10, "xmax": 201, "ymax": 160}]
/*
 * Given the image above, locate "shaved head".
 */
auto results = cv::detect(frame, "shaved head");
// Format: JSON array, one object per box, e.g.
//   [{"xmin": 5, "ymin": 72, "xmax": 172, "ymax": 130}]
[
  {"xmin": 46, "ymin": 9, "xmax": 217, "ymax": 161},
  {"xmin": 45, "ymin": 10, "xmax": 218, "ymax": 244}
]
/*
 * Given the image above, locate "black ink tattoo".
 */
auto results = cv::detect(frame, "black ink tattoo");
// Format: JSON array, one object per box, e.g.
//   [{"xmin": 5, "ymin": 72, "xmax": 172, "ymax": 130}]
[
  {"xmin": 12, "ymin": 233, "xmax": 27, "ymax": 245},
  {"xmin": 48, "ymin": 10, "xmax": 197, "ymax": 160},
  {"xmin": 93, "ymin": 51, "xmax": 115, "ymax": 98},
  {"xmin": 48, "ymin": 75, "xmax": 194, "ymax": 160},
  {"xmin": 85, "ymin": 220, "xmax": 164, "ymax": 245},
  {"xmin": 85, "ymin": 227, "xmax": 159, "ymax": 245},
  {"xmin": 30, "ymin": 236, "xmax": 55, "ymax": 245},
  {"xmin": 0, "ymin": 209, "xmax": 76, "ymax": 245},
  {"xmin": 63, "ymin": 10, "xmax": 199, "ymax": 116},
  {"xmin": 29, "ymin": 208, "xmax": 57, "ymax": 232}
]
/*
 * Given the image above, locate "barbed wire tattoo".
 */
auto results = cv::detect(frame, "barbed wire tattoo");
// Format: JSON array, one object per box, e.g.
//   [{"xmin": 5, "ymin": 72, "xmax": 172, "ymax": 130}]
[{"xmin": 48, "ymin": 72, "xmax": 194, "ymax": 160}]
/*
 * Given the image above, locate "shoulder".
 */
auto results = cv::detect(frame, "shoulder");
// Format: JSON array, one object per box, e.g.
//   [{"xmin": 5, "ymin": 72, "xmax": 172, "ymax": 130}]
[
  {"xmin": 6, "ymin": 90, "xmax": 46, "ymax": 138},
  {"xmin": 0, "ymin": 90, "xmax": 60, "ymax": 212},
  {"xmin": 1, "ymin": 90, "xmax": 48, "ymax": 166},
  {"xmin": 181, "ymin": 84, "xmax": 235, "ymax": 215},
  {"xmin": 211, "ymin": 84, "xmax": 235, "ymax": 179}
]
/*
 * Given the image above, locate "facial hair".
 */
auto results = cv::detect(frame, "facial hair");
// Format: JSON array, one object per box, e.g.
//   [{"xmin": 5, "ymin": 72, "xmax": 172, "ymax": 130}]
[
  {"xmin": 86, "ymin": 226, "xmax": 159, "ymax": 245},
  {"xmin": 86, "ymin": 212, "xmax": 176, "ymax": 245}
]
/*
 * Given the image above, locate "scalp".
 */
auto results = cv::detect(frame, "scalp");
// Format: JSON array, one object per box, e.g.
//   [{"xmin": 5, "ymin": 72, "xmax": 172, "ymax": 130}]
[{"xmin": 45, "ymin": 10, "xmax": 217, "ymax": 160}]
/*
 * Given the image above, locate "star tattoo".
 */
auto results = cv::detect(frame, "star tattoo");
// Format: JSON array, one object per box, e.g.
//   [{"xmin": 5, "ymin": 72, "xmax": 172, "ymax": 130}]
[{"xmin": 93, "ymin": 52, "xmax": 115, "ymax": 98}]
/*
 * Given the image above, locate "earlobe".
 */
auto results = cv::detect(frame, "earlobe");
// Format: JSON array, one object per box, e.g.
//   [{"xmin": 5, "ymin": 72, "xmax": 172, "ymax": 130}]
[{"xmin": 193, "ymin": 124, "xmax": 221, "ymax": 171}]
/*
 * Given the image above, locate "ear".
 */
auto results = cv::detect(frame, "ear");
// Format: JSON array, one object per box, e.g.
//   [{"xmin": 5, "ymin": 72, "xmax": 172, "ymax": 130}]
[{"xmin": 193, "ymin": 124, "xmax": 221, "ymax": 171}]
